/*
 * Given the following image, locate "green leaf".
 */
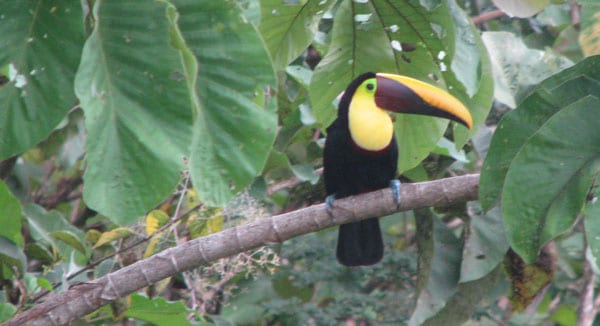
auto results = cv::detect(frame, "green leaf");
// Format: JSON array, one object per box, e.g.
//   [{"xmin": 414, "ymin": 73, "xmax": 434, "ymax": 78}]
[
  {"xmin": 36, "ymin": 276, "xmax": 53, "ymax": 291},
  {"xmin": 585, "ymin": 185, "xmax": 600, "ymax": 266},
  {"xmin": 502, "ymin": 97, "xmax": 600, "ymax": 263},
  {"xmin": 578, "ymin": 0, "xmax": 600, "ymax": 56},
  {"xmin": 432, "ymin": 138, "xmax": 467, "ymax": 163},
  {"xmin": 75, "ymin": 0, "xmax": 194, "ymax": 224},
  {"xmin": 423, "ymin": 266, "xmax": 501, "ymax": 326},
  {"xmin": 310, "ymin": 0, "xmax": 490, "ymax": 172},
  {"xmin": 481, "ymin": 31, "xmax": 573, "ymax": 108},
  {"xmin": 50, "ymin": 230, "xmax": 87, "ymax": 255},
  {"xmin": 172, "ymin": 0, "xmax": 278, "ymax": 206},
  {"xmin": 447, "ymin": 0, "xmax": 494, "ymax": 147},
  {"xmin": 0, "ymin": 1, "xmax": 84, "ymax": 159},
  {"xmin": 259, "ymin": 0, "xmax": 333, "ymax": 70},
  {"xmin": 492, "ymin": 0, "xmax": 550, "ymax": 18},
  {"xmin": 480, "ymin": 56, "xmax": 600, "ymax": 210},
  {"xmin": 125, "ymin": 293, "xmax": 193, "ymax": 326},
  {"xmin": 460, "ymin": 206, "xmax": 509, "ymax": 282},
  {"xmin": 23, "ymin": 204, "xmax": 85, "ymax": 255},
  {"xmin": 410, "ymin": 209, "xmax": 461, "ymax": 326},
  {"xmin": 0, "ymin": 237, "xmax": 26, "ymax": 278},
  {"xmin": 25, "ymin": 243, "xmax": 54, "ymax": 263},
  {"xmin": 0, "ymin": 180, "xmax": 24, "ymax": 247},
  {"xmin": 0, "ymin": 302, "xmax": 16, "ymax": 322}
]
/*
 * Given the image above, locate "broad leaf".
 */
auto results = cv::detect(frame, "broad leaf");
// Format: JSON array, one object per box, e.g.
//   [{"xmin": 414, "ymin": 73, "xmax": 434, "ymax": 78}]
[
  {"xmin": 0, "ymin": 180, "xmax": 24, "ymax": 247},
  {"xmin": 0, "ymin": 302, "xmax": 17, "ymax": 323},
  {"xmin": 460, "ymin": 206, "xmax": 509, "ymax": 283},
  {"xmin": 259, "ymin": 0, "xmax": 333, "ymax": 70},
  {"xmin": 23, "ymin": 204, "xmax": 86, "ymax": 258},
  {"xmin": 0, "ymin": 1, "xmax": 84, "ymax": 159},
  {"xmin": 410, "ymin": 209, "xmax": 461, "ymax": 326},
  {"xmin": 310, "ymin": 0, "xmax": 491, "ymax": 172},
  {"xmin": 75, "ymin": 0, "xmax": 194, "ymax": 224},
  {"xmin": 482, "ymin": 31, "xmax": 573, "ymax": 108},
  {"xmin": 50, "ymin": 230, "xmax": 87, "ymax": 255},
  {"xmin": 172, "ymin": 0, "xmax": 278, "ymax": 206},
  {"xmin": 0, "ymin": 237, "xmax": 26, "ymax": 278},
  {"xmin": 423, "ymin": 266, "xmax": 501, "ymax": 326},
  {"xmin": 505, "ymin": 248, "xmax": 555, "ymax": 311},
  {"xmin": 480, "ymin": 56, "xmax": 600, "ymax": 210},
  {"xmin": 447, "ymin": 0, "xmax": 494, "ymax": 147},
  {"xmin": 502, "ymin": 97, "xmax": 600, "ymax": 262},
  {"xmin": 125, "ymin": 293, "xmax": 192, "ymax": 326}
]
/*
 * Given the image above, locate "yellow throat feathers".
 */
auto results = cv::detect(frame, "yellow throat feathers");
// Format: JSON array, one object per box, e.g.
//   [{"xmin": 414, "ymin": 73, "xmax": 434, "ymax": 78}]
[{"xmin": 348, "ymin": 91, "xmax": 394, "ymax": 151}]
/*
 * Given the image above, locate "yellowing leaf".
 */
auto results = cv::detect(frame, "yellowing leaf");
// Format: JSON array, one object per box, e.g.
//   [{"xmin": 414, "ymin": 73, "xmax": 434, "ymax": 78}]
[
  {"xmin": 144, "ymin": 237, "xmax": 161, "ymax": 258},
  {"xmin": 579, "ymin": 8, "xmax": 600, "ymax": 56},
  {"xmin": 86, "ymin": 229, "xmax": 102, "ymax": 245},
  {"xmin": 187, "ymin": 206, "xmax": 224, "ymax": 239},
  {"xmin": 505, "ymin": 248, "xmax": 555, "ymax": 311},
  {"xmin": 145, "ymin": 210, "xmax": 170, "ymax": 235},
  {"xmin": 93, "ymin": 227, "xmax": 135, "ymax": 249},
  {"xmin": 185, "ymin": 188, "xmax": 201, "ymax": 209}
]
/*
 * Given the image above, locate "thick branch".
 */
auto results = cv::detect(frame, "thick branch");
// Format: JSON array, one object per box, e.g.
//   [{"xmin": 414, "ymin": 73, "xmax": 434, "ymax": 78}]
[{"xmin": 7, "ymin": 174, "xmax": 479, "ymax": 325}]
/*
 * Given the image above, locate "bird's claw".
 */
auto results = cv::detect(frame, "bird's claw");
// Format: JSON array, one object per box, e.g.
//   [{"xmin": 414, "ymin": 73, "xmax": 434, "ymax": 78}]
[
  {"xmin": 325, "ymin": 194, "xmax": 336, "ymax": 216},
  {"xmin": 390, "ymin": 179, "xmax": 401, "ymax": 206}
]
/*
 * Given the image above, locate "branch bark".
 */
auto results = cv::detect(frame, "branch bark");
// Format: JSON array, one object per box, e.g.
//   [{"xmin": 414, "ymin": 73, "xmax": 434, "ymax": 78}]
[{"xmin": 7, "ymin": 174, "xmax": 480, "ymax": 325}]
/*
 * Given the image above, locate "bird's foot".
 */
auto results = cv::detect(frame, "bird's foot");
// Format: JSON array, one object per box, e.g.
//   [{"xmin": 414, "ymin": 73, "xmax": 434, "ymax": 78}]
[
  {"xmin": 390, "ymin": 179, "xmax": 401, "ymax": 206},
  {"xmin": 325, "ymin": 194, "xmax": 336, "ymax": 216}
]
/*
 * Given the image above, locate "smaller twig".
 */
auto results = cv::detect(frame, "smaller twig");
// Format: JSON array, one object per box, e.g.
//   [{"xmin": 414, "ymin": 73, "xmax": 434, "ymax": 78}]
[
  {"xmin": 570, "ymin": 0, "xmax": 580, "ymax": 25},
  {"xmin": 266, "ymin": 167, "xmax": 323, "ymax": 195},
  {"xmin": 577, "ymin": 233, "xmax": 598, "ymax": 326},
  {"xmin": 472, "ymin": 10, "xmax": 506, "ymax": 25},
  {"xmin": 30, "ymin": 202, "xmax": 203, "ymax": 304}
]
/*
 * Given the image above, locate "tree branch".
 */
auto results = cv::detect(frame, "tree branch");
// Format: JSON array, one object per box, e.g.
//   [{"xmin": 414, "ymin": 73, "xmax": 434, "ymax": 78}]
[{"xmin": 7, "ymin": 174, "xmax": 479, "ymax": 325}]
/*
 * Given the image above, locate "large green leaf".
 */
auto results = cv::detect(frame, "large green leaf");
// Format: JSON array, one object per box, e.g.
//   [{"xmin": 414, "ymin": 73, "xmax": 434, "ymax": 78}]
[
  {"xmin": 23, "ymin": 203, "xmax": 87, "ymax": 262},
  {"xmin": 0, "ymin": 237, "xmax": 26, "ymax": 279},
  {"xmin": 447, "ymin": 0, "xmax": 494, "ymax": 147},
  {"xmin": 0, "ymin": 180, "xmax": 24, "ymax": 247},
  {"xmin": 460, "ymin": 206, "xmax": 509, "ymax": 283},
  {"xmin": 172, "ymin": 0, "xmax": 278, "ymax": 206},
  {"xmin": 259, "ymin": 0, "xmax": 333, "ymax": 70},
  {"xmin": 482, "ymin": 32, "xmax": 573, "ymax": 108},
  {"xmin": 0, "ymin": 1, "xmax": 84, "ymax": 159},
  {"xmin": 310, "ymin": 0, "xmax": 490, "ymax": 172},
  {"xmin": 502, "ymin": 97, "xmax": 600, "ymax": 263},
  {"xmin": 75, "ymin": 0, "xmax": 194, "ymax": 224},
  {"xmin": 423, "ymin": 266, "xmax": 501, "ymax": 326},
  {"xmin": 480, "ymin": 56, "xmax": 600, "ymax": 210},
  {"xmin": 125, "ymin": 293, "xmax": 193, "ymax": 325},
  {"xmin": 410, "ymin": 209, "xmax": 461, "ymax": 326}
]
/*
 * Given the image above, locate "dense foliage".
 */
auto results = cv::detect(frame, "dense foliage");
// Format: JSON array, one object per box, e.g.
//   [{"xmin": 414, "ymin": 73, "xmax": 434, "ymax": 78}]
[{"xmin": 1, "ymin": 0, "xmax": 599, "ymax": 324}]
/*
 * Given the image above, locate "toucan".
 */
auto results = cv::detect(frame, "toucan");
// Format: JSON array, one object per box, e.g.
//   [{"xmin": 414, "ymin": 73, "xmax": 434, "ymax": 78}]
[{"xmin": 323, "ymin": 72, "xmax": 473, "ymax": 266}]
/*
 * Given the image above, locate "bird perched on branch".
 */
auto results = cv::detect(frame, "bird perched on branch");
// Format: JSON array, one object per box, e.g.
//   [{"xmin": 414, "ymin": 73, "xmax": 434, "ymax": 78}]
[{"xmin": 323, "ymin": 72, "xmax": 473, "ymax": 266}]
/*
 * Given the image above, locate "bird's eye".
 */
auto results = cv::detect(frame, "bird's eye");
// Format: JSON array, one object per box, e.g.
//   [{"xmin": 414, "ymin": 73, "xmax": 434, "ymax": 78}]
[{"xmin": 366, "ymin": 82, "xmax": 375, "ymax": 91}]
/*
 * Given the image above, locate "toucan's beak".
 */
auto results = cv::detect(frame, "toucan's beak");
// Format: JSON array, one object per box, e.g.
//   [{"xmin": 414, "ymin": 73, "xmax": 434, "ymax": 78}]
[{"xmin": 374, "ymin": 73, "xmax": 473, "ymax": 129}]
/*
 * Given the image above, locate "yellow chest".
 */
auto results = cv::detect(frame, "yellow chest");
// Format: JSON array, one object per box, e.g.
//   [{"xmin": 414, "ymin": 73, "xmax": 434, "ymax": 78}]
[{"xmin": 348, "ymin": 96, "xmax": 394, "ymax": 151}]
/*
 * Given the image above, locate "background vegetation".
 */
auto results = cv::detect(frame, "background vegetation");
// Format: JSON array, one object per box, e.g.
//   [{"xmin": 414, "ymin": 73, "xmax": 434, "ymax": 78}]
[{"xmin": 1, "ymin": 0, "xmax": 599, "ymax": 324}]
